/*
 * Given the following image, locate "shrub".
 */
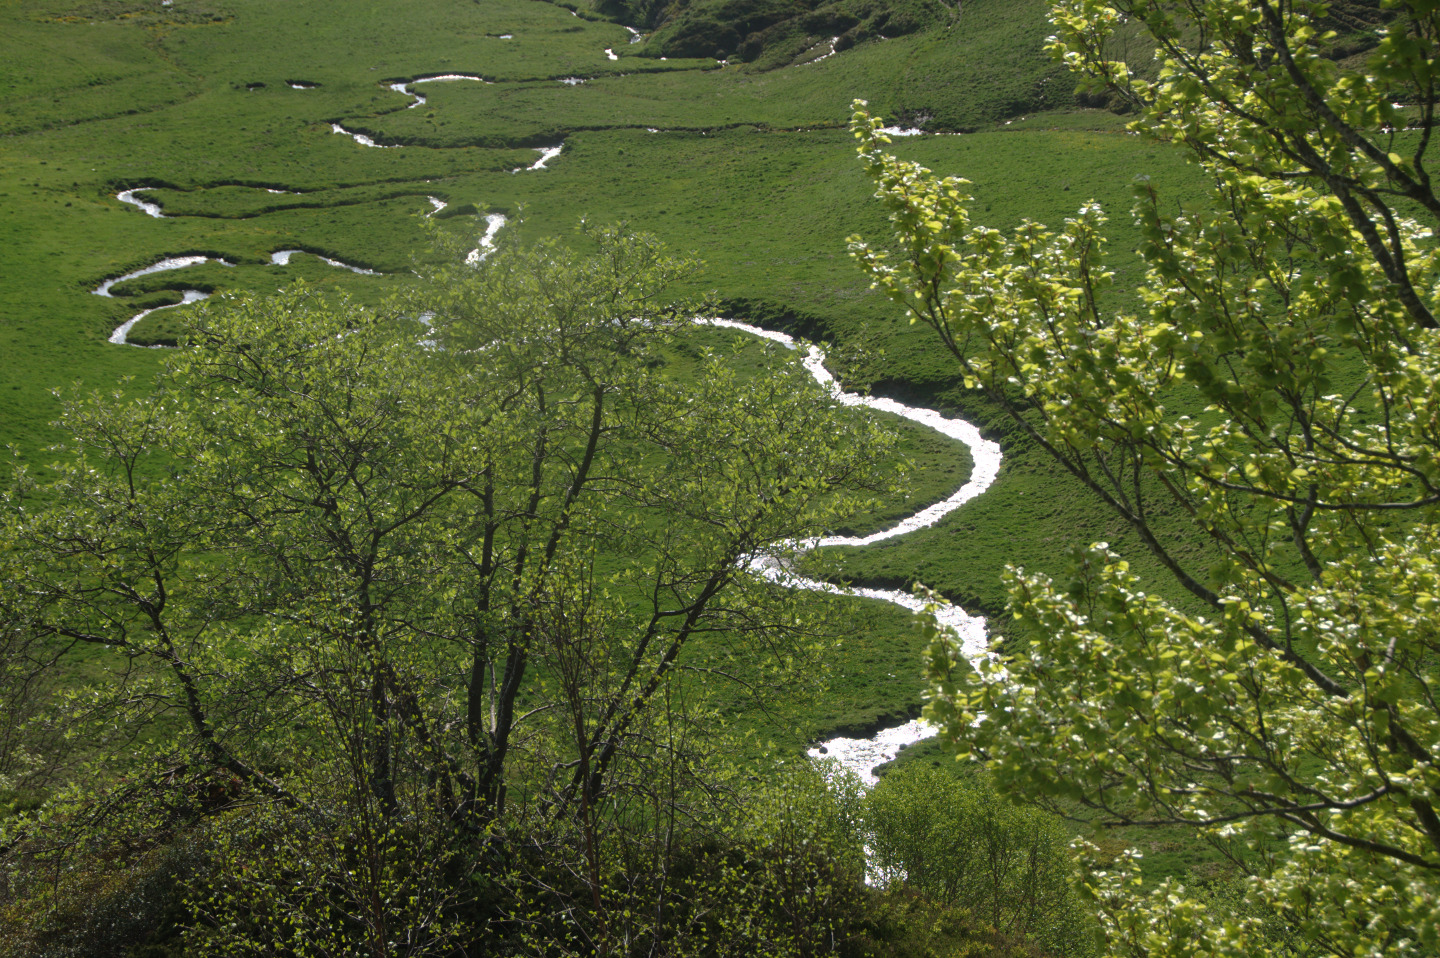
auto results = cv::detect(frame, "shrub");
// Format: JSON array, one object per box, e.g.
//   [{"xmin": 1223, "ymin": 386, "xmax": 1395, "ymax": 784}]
[
  {"xmin": 0, "ymin": 837, "xmax": 203, "ymax": 958},
  {"xmin": 865, "ymin": 766, "xmax": 1093, "ymax": 956}
]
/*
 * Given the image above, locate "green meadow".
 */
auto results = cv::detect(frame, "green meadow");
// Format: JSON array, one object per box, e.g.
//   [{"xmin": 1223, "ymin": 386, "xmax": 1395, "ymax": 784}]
[{"xmin": 1, "ymin": 0, "xmax": 1214, "ymax": 792}]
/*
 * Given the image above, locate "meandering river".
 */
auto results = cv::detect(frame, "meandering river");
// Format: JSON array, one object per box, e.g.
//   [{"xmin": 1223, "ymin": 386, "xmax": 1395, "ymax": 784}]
[{"xmin": 697, "ymin": 319, "xmax": 998, "ymax": 783}]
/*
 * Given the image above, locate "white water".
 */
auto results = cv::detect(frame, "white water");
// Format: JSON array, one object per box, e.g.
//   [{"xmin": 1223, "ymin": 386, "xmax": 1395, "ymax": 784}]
[
  {"xmin": 560, "ymin": 77, "xmax": 586, "ymax": 85},
  {"xmin": 118, "ymin": 186, "xmax": 301, "ymax": 216},
  {"xmin": 516, "ymin": 144, "xmax": 563, "ymax": 172},
  {"xmin": 95, "ymin": 257, "xmax": 235, "ymax": 346},
  {"xmin": 110, "ymin": 290, "xmax": 209, "ymax": 346},
  {"xmin": 321, "ymin": 255, "xmax": 380, "ymax": 275},
  {"xmin": 92, "ymin": 255, "xmax": 234, "ymax": 298},
  {"xmin": 268, "ymin": 250, "xmax": 379, "ymax": 274},
  {"xmin": 696, "ymin": 318, "xmax": 1000, "ymax": 784},
  {"xmin": 417, "ymin": 74, "xmax": 490, "ymax": 84},
  {"xmin": 605, "ymin": 48, "xmax": 618, "ymax": 60},
  {"xmin": 109, "ymin": 122, "xmax": 557, "ymax": 339},
  {"xmin": 330, "ymin": 123, "xmax": 395, "ymax": 148},
  {"xmin": 350, "ymin": 74, "xmax": 498, "ymax": 133},
  {"xmin": 625, "ymin": 26, "xmax": 642, "ymax": 43},
  {"xmin": 118, "ymin": 189, "xmax": 164, "ymax": 218},
  {"xmin": 389, "ymin": 82, "xmax": 425, "ymax": 108},
  {"xmin": 391, "ymin": 74, "xmax": 494, "ymax": 109},
  {"xmin": 807, "ymin": 37, "xmax": 841, "ymax": 64},
  {"xmin": 96, "ymin": 253, "xmax": 383, "ymax": 341},
  {"xmin": 877, "ymin": 126, "xmax": 964, "ymax": 137},
  {"xmin": 465, "ymin": 213, "xmax": 508, "ymax": 264},
  {"xmin": 811, "ymin": 720, "xmax": 938, "ymax": 785}
]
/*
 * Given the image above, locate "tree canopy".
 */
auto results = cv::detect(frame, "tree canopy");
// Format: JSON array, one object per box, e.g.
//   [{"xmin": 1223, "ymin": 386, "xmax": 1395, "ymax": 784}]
[{"xmin": 848, "ymin": 1, "xmax": 1440, "ymax": 954}]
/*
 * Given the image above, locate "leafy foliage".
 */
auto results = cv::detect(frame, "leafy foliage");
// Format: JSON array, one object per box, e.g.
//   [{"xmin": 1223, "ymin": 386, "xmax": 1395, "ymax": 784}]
[{"xmin": 847, "ymin": 0, "xmax": 1440, "ymax": 953}]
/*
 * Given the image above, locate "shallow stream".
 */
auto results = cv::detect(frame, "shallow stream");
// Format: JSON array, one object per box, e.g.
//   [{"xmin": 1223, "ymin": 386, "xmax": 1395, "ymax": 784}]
[{"xmin": 698, "ymin": 319, "xmax": 998, "ymax": 782}]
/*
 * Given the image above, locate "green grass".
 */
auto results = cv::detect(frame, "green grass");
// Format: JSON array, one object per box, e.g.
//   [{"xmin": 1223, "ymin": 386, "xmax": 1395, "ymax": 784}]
[{"xmin": 368, "ymin": 0, "xmax": 1079, "ymax": 145}]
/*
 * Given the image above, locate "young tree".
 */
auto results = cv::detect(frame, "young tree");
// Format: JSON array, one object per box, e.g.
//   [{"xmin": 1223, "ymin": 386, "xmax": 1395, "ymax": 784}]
[
  {"xmin": 0, "ymin": 227, "xmax": 894, "ymax": 955},
  {"xmin": 846, "ymin": 1, "xmax": 1440, "ymax": 954}
]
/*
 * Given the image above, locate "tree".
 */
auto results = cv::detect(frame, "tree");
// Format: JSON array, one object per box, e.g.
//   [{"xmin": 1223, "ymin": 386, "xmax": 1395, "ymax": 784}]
[
  {"xmin": 865, "ymin": 765, "xmax": 1091, "ymax": 956},
  {"xmin": 846, "ymin": 1, "xmax": 1440, "ymax": 954},
  {"xmin": 0, "ymin": 226, "xmax": 894, "ymax": 955}
]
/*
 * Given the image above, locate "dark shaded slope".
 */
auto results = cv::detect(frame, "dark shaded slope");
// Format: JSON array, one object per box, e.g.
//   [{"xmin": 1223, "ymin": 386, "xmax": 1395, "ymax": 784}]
[{"xmin": 621, "ymin": 0, "xmax": 954, "ymax": 65}]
